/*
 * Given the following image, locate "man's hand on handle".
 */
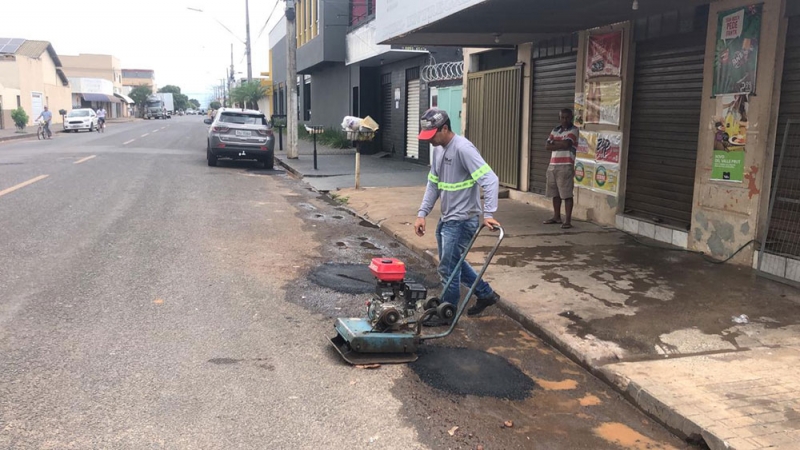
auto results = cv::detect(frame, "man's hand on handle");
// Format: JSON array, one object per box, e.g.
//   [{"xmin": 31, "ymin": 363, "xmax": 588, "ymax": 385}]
[
  {"xmin": 484, "ymin": 217, "xmax": 501, "ymax": 231},
  {"xmin": 414, "ymin": 217, "xmax": 426, "ymax": 237}
]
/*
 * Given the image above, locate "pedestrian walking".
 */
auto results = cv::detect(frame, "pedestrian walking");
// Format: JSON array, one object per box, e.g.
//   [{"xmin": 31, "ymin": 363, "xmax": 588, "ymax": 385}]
[
  {"xmin": 414, "ymin": 108, "xmax": 501, "ymax": 326},
  {"xmin": 543, "ymin": 109, "xmax": 580, "ymax": 229}
]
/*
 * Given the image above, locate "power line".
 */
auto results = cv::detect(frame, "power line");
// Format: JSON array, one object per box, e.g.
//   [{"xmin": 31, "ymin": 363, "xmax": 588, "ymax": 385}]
[{"xmin": 256, "ymin": 0, "xmax": 282, "ymax": 41}]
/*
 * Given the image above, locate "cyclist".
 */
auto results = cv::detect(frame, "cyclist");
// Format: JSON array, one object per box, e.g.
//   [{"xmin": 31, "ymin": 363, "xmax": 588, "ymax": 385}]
[
  {"xmin": 96, "ymin": 106, "xmax": 107, "ymax": 131},
  {"xmin": 34, "ymin": 105, "xmax": 53, "ymax": 138}
]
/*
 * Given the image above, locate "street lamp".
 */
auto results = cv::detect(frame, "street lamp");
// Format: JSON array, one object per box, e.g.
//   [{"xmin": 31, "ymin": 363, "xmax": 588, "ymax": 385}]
[{"xmin": 187, "ymin": 3, "xmax": 252, "ymax": 81}]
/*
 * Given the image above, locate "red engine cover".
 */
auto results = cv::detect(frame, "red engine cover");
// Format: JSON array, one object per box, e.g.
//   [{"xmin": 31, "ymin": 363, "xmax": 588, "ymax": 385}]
[{"xmin": 369, "ymin": 258, "xmax": 406, "ymax": 282}]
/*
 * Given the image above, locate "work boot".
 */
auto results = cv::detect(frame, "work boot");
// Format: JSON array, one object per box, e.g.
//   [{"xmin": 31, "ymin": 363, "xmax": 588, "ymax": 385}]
[{"xmin": 467, "ymin": 292, "xmax": 499, "ymax": 316}]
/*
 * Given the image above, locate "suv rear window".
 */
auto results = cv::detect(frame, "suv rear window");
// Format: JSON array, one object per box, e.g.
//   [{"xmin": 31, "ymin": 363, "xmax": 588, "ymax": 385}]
[{"xmin": 219, "ymin": 113, "xmax": 267, "ymax": 126}]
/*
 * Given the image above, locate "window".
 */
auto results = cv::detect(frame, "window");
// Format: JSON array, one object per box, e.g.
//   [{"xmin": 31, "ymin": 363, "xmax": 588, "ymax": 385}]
[
  {"xmin": 349, "ymin": 0, "xmax": 376, "ymax": 27},
  {"xmin": 303, "ymin": 81, "xmax": 311, "ymax": 121},
  {"xmin": 16, "ymin": 95, "xmax": 21, "ymax": 108},
  {"xmin": 219, "ymin": 112, "xmax": 267, "ymax": 125}
]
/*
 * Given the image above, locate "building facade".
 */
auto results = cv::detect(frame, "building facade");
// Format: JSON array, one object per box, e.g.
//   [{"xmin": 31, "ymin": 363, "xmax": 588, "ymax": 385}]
[
  {"xmin": 121, "ymin": 69, "xmax": 156, "ymax": 92},
  {"xmin": 0, "ymin": 38, "xmax": 71, "ymax": 129},
  {"xmin": 269, "ymin": 0, "xmax": 462, "ymax": 160},
  {"xmin": 61, "ymin": 54, "xmax": 133, "ymax": 118},
  {"xmin": 375, "ymin": 0, "xmax": 800, "ymax": 285}
]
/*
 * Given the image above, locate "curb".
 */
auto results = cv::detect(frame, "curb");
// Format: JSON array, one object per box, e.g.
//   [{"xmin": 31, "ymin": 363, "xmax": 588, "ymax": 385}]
[
  {"xmin": 274, "ymin": 155, "xmax": 304, "ymax": 179},
  {"xmin": 318, "ymin": 190, "xmax": 715, "ymax": 449},
  {"xmin": 0, "ymin": 133, "xmax": 36, "ymax": 143}
]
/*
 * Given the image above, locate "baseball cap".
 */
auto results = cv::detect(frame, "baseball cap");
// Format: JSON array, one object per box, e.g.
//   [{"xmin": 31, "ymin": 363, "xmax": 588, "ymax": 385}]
[{"xmin": 418, "ymin": 108, "xmax": 450, "ymax": 140}]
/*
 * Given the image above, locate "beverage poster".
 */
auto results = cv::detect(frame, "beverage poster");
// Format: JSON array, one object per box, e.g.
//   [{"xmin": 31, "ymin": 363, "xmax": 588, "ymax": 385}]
[
  {"xmin": 713, "ymin": 4, "xmax": 762, "ymax": 96},
  {"xmin": 711, "ymin": 94, "xmax": 749, "ymax": 182},
  {"xmin": 577, "ymin": 131, "xmax": 597, "ymax": 160},
  {"xmin": 586, "ymin": 31, "xmax": 623, "ymax": 78},
  {"xmin": 596, "ymin": 132, "xmax": 621, "ymax": 164},
  {"xmin": 585, "ymin": 81, "xmax": 621, "ymax": 126},
  {"xmin": 593, "ymin": 163, "xmax": 620, "ymax": 196},
  {"xmin": 574, "ymin": 160, "xmax": 595, "ymax": 190}
]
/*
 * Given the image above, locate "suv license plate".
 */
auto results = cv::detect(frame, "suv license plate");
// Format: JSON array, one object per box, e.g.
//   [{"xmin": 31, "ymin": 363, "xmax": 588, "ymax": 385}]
[{"xmin": 235, "ymin": 130, "xmax": 252, "ymax": 137}]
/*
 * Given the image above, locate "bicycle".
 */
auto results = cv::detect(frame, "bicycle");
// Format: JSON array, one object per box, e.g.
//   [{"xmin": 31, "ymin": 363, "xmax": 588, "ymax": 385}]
[
  {"xmin": 97, "ymin": 118, "xmax": 106, "ymax": 133},
  {"xmin": 36, "ymin": 120, "xmax": 50, "ymax": 140}
]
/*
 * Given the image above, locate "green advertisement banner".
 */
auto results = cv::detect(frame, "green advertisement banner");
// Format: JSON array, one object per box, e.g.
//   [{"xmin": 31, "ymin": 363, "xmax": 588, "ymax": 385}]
[{"xmin": 713, "ymin": 4, "xmax": 762, "ymax": 96}]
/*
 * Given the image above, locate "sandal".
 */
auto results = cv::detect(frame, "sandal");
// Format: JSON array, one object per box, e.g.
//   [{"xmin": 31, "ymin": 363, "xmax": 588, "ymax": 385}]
[
  {"xmin": 543, "ymin": 218, "xmax": 562, "ymax": 225},
  {"xmin": 561, "ymin": 223, "xmax": 573, "ymax": 229}
]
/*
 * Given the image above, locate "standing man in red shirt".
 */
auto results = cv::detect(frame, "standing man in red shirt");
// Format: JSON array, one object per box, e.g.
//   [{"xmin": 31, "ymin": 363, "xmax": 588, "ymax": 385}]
[{"xmin": 543, "ymin": 109, "xmax": 580, "ymax": 229}]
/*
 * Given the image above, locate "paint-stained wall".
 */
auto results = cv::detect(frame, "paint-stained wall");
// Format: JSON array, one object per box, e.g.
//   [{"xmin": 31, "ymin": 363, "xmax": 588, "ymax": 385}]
[{"xmin": 689, "ymin": 0, "xmax": 785, "ymax": 264}]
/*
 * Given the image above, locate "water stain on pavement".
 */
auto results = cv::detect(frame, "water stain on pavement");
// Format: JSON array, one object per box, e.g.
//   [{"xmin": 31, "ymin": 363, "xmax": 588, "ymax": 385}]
[
  {"xmin": 594, "ymin": 422, "xmax": 678, "ymax": 450},
  {"xmin": 411, "ymin": 346, "xmax": 536, "ymax": 400}
]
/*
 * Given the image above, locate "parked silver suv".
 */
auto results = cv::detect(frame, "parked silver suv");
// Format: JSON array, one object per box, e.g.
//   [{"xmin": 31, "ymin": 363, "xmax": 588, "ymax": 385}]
[{"xmin": 205, "ymin": 108, "xmax": 275, "ymax": 169}]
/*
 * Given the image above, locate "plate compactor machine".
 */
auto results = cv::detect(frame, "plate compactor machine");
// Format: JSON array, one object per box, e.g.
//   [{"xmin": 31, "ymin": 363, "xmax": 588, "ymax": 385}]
[{"xmin": 330, "ymin": 225, "xmax": 504, "ymax": 364}]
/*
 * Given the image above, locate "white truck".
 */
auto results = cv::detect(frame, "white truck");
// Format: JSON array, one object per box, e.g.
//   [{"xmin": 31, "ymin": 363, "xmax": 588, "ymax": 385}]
[{"xmin": 157, "ymin": 93, "xmax": 175, "ymax": 117}]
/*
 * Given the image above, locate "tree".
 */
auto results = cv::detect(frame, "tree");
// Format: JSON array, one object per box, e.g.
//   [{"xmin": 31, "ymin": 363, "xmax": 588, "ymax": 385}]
[
  {"xmin": 189, "ymin": 99, "xmax": 200, "ymax": 109},
  {"xmin": 173, "ymin": 93, "xmax": 189, "ymax": 112},
  {"xmin": 157, "ymin": 85, "xmax": 182, "ymax": 95},
  {"xmin": 230, "ymin": 81, "xmax": 267, "ymax": 110},
  {"xmin": 129, "ymin": 85, "xmax": 153, "ymax": 117},
  {"xmin": 209, "ymin": 101, "xmax": 222, "ymax": 110}
]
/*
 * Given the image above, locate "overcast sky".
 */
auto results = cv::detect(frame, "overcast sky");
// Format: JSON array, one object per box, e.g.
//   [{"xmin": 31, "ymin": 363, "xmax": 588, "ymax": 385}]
[{"xmin": 1, "ymin": 0, "xmax": 284, "ymax": 106}]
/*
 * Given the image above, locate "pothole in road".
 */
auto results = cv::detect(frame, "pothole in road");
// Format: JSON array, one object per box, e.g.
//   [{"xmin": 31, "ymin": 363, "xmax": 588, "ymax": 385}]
[
  {"xmin": 309, "ymin": 263, "xmax": 436, "ymax": 294},
  {"xmin": 411, "ymin": 347, "xmax": 536, "ymax": 400}
]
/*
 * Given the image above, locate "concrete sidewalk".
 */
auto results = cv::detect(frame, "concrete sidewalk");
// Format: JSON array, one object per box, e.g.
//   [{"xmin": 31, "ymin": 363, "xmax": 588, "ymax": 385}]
[{"xmin": 278, "ymin": 151, "xmax": 800, "ymax": 450}]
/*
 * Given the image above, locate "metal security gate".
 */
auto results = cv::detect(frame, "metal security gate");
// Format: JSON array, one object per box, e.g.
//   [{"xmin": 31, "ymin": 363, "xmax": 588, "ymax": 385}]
[
  {"xmin": 466, "ymin": 65, "xmax": 522, "ymax": 188},
  {"xmin": 406, "ymin": 78, "xmax": 421, "ymax": 159},
  {"xmin": 758, "ymin": 17, "xmax": 800, "ymax": 284},
  {"xmin": 624, "ymin": 33, "xmax": 706, "ymax": 228},
  {"xmin": 381, "ymin": 74, "xmax": 393, "ymax": 153},
  {"xmin": 530, "ymin": 53, "xmax": 578, "ymax": 194}
]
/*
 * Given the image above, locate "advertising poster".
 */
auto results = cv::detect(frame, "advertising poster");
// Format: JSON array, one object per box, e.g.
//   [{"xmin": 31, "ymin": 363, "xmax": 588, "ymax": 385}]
[
  {"xmin": 586, "ymin": 31, "xmax": 623, "ymax": 78},
  {"xmin": 593, "ymin": 163, "xmax": 620, "ymax": 196},
  {"xmin": 711, "ymin": 94, "xmax": 749, "ymax": 182},
  {"xmin": 574, "ymin": 160, "xmax": 596, "ymax": 190},
  {"xmin": 577, "ymin": 131, "xmax": 597, "ymax": 160},
  {"xmin": 585, "ymin": 81, "xmax": 621, "ymax": 126},
  {"xmin": 574, "ymin": 93, "xmax": 585, "ymax": 127},
  {"xmin": 596, "ymin": 131, "xmax": 622, "ymax": 164},
  {"xmin": 713, "ymin": 4, "xmax": 762, "ymax": 96}
]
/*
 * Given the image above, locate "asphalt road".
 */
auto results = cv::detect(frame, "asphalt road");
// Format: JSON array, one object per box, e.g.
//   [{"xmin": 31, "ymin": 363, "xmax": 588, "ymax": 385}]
[{"xmin": 0, "ymin": 117, "xmax": 697, "ymax": 449}]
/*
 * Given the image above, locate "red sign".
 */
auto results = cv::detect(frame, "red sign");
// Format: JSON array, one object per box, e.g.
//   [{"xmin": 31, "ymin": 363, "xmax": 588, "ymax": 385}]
[{"xmin": 586, "ymin": 31, "xmax": 623, "ymax": 78}]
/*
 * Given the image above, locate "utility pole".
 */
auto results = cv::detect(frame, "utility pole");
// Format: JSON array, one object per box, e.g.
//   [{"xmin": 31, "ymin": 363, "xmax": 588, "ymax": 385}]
[
  {"xmin": 286, "ymin": 0, "xmax": 298, "ymax": 159},
  {"xmin": 245, "ymin": 0, "xmax": 253, "ymax": 81}
]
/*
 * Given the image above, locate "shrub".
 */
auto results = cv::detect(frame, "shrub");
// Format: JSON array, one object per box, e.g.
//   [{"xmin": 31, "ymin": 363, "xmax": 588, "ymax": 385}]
[{"xmin": 11, "ymin": 108, "xmax": 29, "ymax": 130}]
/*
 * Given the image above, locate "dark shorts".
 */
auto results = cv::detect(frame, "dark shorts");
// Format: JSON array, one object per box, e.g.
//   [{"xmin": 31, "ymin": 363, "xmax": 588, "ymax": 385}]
[{"xmin": 546, "ymin": 165, "xmax": 575, "ymax": 199}]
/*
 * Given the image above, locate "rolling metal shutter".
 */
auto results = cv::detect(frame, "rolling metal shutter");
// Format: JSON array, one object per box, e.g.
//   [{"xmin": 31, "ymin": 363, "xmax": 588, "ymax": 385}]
[
  {"xmin": 529, "ymin": 53, "xmax": 577, "ymax": 194},
  {"xmin": 768, "ymin": 17, "xmax": 800, "ymax": 258},
  {"xmin": 381, "ymin": 79, "xmax": 393, "ymax": 153},
  {"xmin": 406, "ymin": 79, "xmax": 421, "ymax": 159},
  {"xmin": 624, "ymin": 33, "xmax": 706, "ymax": 228}
]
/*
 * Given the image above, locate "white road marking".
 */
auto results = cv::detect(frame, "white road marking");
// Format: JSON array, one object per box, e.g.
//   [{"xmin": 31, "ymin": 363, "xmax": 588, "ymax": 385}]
[
  {"xmin": 151, "ymin": 130, "xmax": 158, "ymax": 133},
  {"xmin": 0, "ymin": 175, "xmax": 49, "ymax": 198},
  {"xmin": 123, "ymin": 139, "xmax": 136, "ymax": 145},
  {"xmin": 141, "ymin": 133, "xmax": 149, "ymax": 137},
  {"xmin": 74, "ymin": 155, "xmax": 97, "ymax": 164}
]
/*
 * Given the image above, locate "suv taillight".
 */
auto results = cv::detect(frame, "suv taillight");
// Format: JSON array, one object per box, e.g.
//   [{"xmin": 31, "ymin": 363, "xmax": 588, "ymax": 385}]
[
  {"xmin": 212, "ymin": 126, "xmax": 229, "ymax": 133},
  {"xmin": 257, "ymin": 129, "xmax": 273, "ymax": 137}
]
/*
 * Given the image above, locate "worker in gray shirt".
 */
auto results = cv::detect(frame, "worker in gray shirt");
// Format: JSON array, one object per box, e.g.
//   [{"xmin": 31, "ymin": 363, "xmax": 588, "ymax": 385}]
[{"xmin": 414, "ymin": 108, "xmax": 501, "ymax": 326}]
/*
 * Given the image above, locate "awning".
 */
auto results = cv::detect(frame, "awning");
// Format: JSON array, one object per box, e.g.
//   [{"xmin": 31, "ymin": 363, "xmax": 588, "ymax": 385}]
[
  {"xmin": 81, "ymin": 93, "xmax": 114, "ymax": 102},
  {"xmin": 114, "ymin": 93, "xmax": 136, "ymax": 104},
  {"xmin": 107, "ymin": 95, "xmax": 121, "ymax": 103}
]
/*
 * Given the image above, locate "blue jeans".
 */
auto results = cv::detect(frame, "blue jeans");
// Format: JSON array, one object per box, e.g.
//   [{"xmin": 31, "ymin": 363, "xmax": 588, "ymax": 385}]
[{"xmin": 436, "ymin": 216, "xmax": 494, "ymax": 306}]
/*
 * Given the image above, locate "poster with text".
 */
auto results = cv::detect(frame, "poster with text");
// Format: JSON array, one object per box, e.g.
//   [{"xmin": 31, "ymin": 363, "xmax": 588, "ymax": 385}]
[
  {"xmin": 711, "ymin": 93, "xmax": 749, "ymax": 182},
  {"xmin": 574, "ymin": 93, "xmax": 585, "ymax": 127},
  {"xmin": 596, "ymin": 131, "xmax": 622, "ymax": 164},
  {"xmin": 586, "ymin": 31, "xmax": 623, "ymax": 78},
  {"xmin": 574, "ymin": 159, "xmax": 596, "ymax": 190},
  {"xmin": 577, "ymin": 131, "xmax": 597, "ymax": 160},
  {"xmin": 593, "ymin": 163, "xmax": 620, "ymax": 196},
  {"xmin": 585, "ymin": 81, "xmax": 621, "ymax": 126},
  {"xmin": 713, "ymin": 4, "xmax": 761, "ymax": 96}
]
